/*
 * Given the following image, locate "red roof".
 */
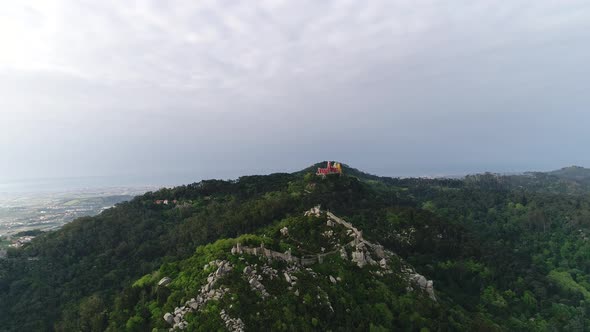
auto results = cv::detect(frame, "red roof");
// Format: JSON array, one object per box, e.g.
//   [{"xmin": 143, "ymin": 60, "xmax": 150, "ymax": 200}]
[{"xmin": 317, "ymin": 161, "xmax": 341, "ymax": 175}]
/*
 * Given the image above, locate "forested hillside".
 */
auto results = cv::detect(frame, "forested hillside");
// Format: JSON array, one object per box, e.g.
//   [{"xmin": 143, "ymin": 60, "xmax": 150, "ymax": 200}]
[{"xmin": 2, "ymin": 163, "xmax": 590, "ymax": 331}]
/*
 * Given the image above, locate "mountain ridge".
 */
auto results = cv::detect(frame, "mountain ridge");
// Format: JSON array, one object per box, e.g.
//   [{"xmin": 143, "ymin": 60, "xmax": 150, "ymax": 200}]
[
  {"xmin": 155, "ymin": 206, "xmax": 437, "ymax": 331},
  {"xmin": 1, "ymin": 162, "xmax": 590, "ymax": 331}
]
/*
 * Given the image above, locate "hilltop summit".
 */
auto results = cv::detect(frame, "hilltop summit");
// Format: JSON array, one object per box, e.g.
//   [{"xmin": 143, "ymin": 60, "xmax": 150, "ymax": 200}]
[
  {"xmin": 549, "ymin": 165, "xmax": 590, "ymax": 181},
  {"xmin": 157, "ymin": 206, "xmax": 435, "ymax": 331}
]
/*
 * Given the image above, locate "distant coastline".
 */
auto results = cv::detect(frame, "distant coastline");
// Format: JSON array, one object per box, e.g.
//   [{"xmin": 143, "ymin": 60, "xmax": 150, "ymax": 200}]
[{"xmin": 0, "ymin": 183, "xmax": 161, "ymax": 236}]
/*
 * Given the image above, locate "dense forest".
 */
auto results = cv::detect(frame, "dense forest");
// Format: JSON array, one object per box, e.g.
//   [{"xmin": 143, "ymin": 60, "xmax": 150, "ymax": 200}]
[{"xmin": 2, "ymin": 163, "xmax": 590, "ymax": 331}]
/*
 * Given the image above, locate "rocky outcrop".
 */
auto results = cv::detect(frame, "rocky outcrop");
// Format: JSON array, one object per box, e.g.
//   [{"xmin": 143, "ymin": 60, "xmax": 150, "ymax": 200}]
[
  {"xmin": 404, "ymin": 267, "xmax": 437, "ymax": 301},
  {"xmin": 243, "ymin": 264, "xmax": 270, "ymax": 298},
  {"xmin": 220, "ymin": 309, "xmax": 245, "ymax": 332},
  {"xmin": 231, "ymin": 211, "xmax": 380, "ymax": 268},
  {"xmin": 304, "ymin": 206, "xmax": 322, "ymax": 217},
  {"xmin": 283, "ymin": 265, "xmax": 301, "ymax": 290},
  {"xmin": 379, "ymin": 258, "xmax": 387, "ymax": 269},
  {"xmin": 351, "ymin": 250, "xmax": 366, "ymax": 268},
  {"xmin": 164, "ymin": 312, "xmax": 174, "ymax": 325},
  {"xmin": 158, "ymin": 277, "xmax": 172, "ymax": 287},
  {"xmin": 163, "ymin": 260, "xmax": 234, "ymax": 330},
  {"xmin": 340, "ymin": 247, "xmax": 347, "ymax": 259},
  {"xmin": 260, "ymin": 264, "xmax": 279, "ymax": 280},
  {"xmin": 280, "ymin": 226, "xmax": 289, "ymax": 236},
  {"xmin": 163, "ymin": 205, "xmax": 437, "ymax": 331},
  {"xmin": 325, "ymin": 208, "xmax": 437, "ymax": 301}
]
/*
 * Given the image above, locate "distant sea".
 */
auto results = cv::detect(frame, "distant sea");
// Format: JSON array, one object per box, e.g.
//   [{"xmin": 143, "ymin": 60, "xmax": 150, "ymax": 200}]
[{"xmin": 0, "ymin": 173, "xmax": 205, "ymax": 195}]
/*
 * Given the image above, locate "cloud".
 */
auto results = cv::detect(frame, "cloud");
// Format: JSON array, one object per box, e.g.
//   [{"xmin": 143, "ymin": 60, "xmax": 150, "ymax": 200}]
[
  {"xmin": 1, "ymin": 0, "xmax": 590, "ymax": 180},
  {"xmin": 4, "ymin": 1, "xmax": 589, "ymax": 105}
]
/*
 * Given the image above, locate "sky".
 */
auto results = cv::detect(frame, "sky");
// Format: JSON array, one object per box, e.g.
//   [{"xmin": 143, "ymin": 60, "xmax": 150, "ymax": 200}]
[{"xmin": 2, "ymin": 0, "xmax": 590, "ymax": 185}]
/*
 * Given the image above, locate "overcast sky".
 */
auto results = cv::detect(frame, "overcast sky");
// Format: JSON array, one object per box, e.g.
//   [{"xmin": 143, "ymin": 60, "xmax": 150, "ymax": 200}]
[{"xmin": 1, "ymin": 0, "xmax": 590, "ymax": 184}]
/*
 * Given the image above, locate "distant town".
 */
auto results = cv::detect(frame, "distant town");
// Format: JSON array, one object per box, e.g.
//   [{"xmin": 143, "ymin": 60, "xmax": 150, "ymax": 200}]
[{"xmin": 0, "ymin": 185, "xmax": 160, "ymax": 248}]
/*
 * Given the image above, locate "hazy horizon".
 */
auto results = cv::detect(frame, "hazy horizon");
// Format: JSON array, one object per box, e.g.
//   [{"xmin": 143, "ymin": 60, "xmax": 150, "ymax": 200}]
[
  {"xmin": 0, "ymin": 162, "xmax": 582, "ymax": 194},
  {"xmin": 2, "ymin": 1, "xmax": 590, "ymax": 183}
]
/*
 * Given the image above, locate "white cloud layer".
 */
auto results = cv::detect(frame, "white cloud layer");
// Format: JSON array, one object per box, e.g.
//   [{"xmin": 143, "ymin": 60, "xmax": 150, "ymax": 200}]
[{"xmin": 1, "ymin": 1, "xmax": 590, "ymax": 180}]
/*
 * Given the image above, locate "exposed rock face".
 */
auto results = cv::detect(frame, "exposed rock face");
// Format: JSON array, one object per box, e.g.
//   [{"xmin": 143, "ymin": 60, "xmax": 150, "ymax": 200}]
[
  {"xmin": 280, "ymin": 227, "xmax": 289, "ymax": 236},
  {"xmin": 283, "ymin": 271, "xmax": 296, "ymax": 288},
  {"xmin": 261, "ymin": 264, "xmax": 279, "ymax": 280},
  {"xmin": 158, "ymin": 277, "xmax": 172, "ymax": 287},
  {"xmin": 340, "ymin": 248, "xmax": 348, "ymax": 260},
  {"xmin": 426, "ymin": 281, "xmax": 435, "ymax": 299},
  {"xmin": 325, "ymin": 208, "xmax": 437, "ymax": 302},
  {"xmin": 163, "ymin": 260, "xmax": 234, "ymax": 330},
  {"xmin": 324, "ymin": 210, "xmax": 434, "ymax": 299},
  {"xmin": 351, "ymin": 250, "xmax": 366, "ymax": 268},
  {"xmin": 406, "ymin": 269, "xmax": 437, "ymax": 301},
  {"xmin": 220, "ymin": 309, "xmax": 245, "ymax": 332},
  {"xmin": 243, "ymin": 264, "xmax": 270, "ymax": 298},
  {"xmin": 304, "ymin": 205, "xmax": 322, "ymax": 217},
  {"xmin": 379, "ymin": 258, "xmax": 387, "ymax": 269},
  {"xmin": 163, "ymin": 313, "xmax": 174, "ymax": 325},
  {"xmin": 373, "ymin": 246, "xmax": 386, "ymax": 259}
]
